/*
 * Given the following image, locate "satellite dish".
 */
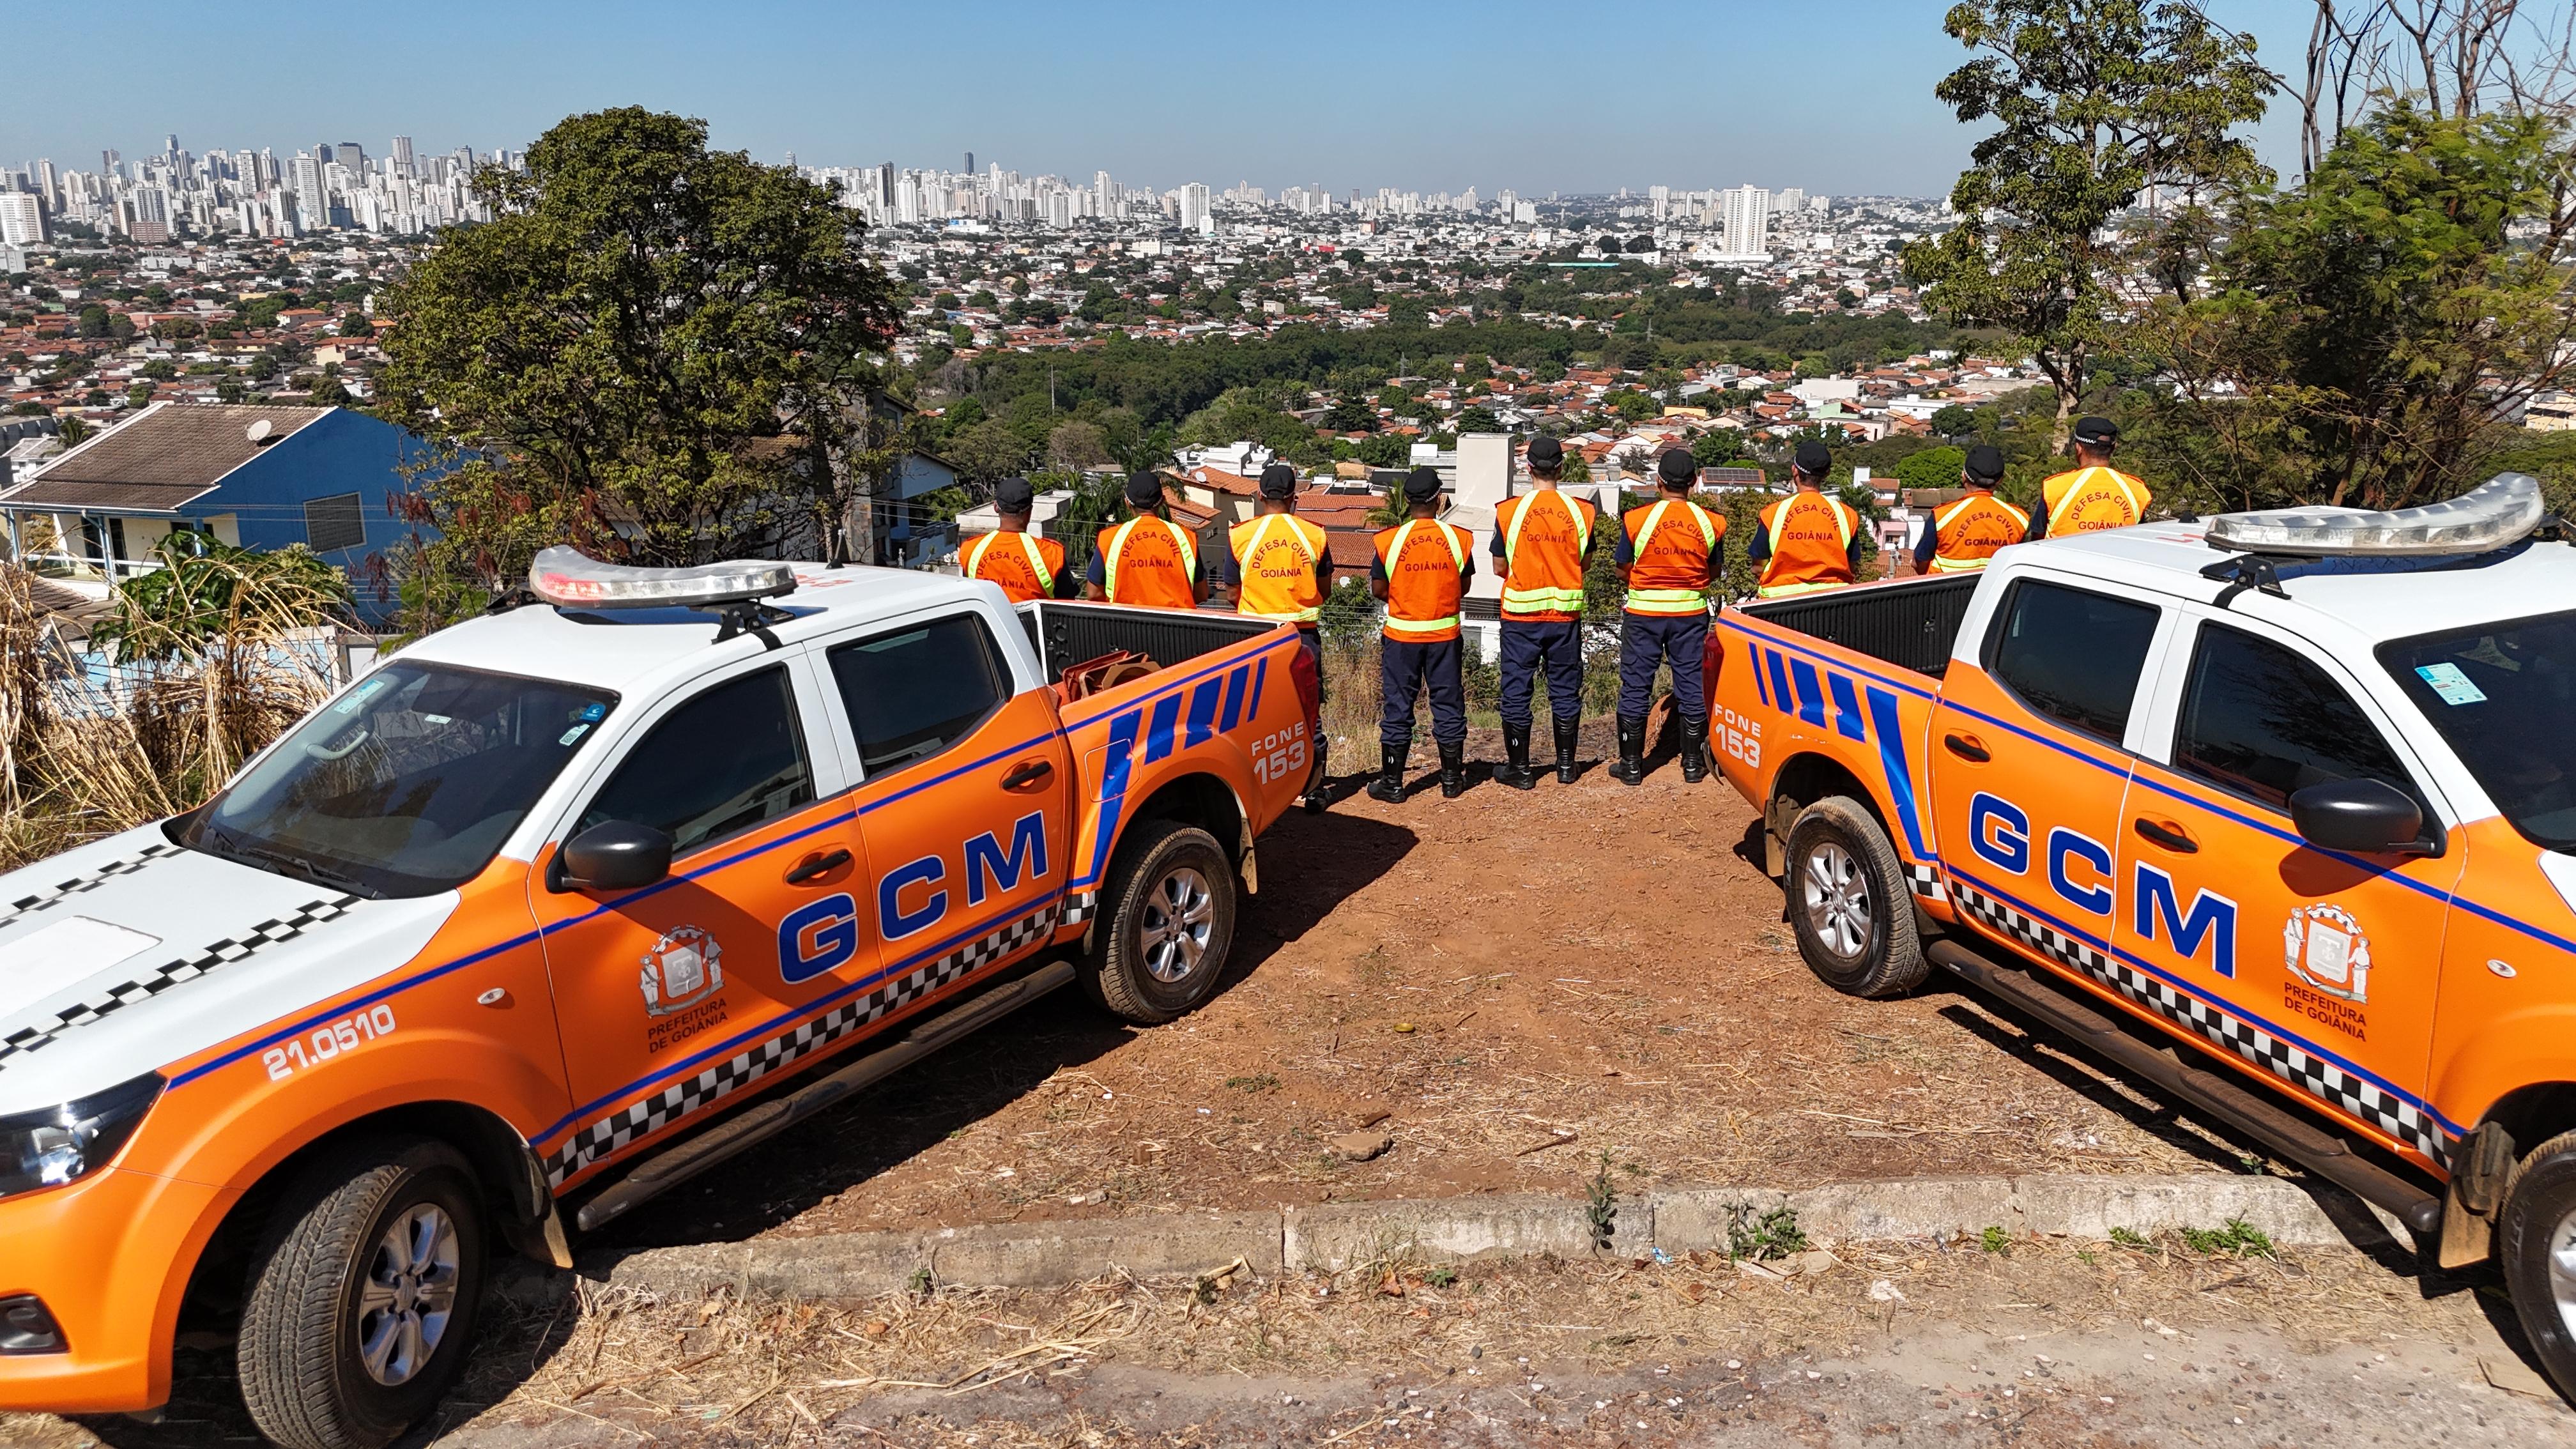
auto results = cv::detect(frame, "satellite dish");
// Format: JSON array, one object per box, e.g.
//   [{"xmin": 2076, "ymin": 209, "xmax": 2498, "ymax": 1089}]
[{"xmin": 245, "ymin": 418, "xmax": 274, "ymax": 444}]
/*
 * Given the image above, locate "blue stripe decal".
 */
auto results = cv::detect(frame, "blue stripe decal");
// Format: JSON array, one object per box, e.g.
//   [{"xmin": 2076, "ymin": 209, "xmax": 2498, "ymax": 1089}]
[
  {"xmin": 1864, "ymin": 684, "xmax": 1933, "ymax": 861},
  {"xmin": 1143, "ymin": 693, "xmax": 1181, "ymax": 763},
  {"xmin": 1946, "ymin": 862, "xmax": 2466, "ymax": 1137},
  {"xmin": 1248, "ymin": 654, "xmax": 1269, "ymax": 719},
  {"xmin": 1787, "ymin": 659, "xmax": 1827, "ymax": 728},
  {"xmin": 1763, "ymin": 648, "xmax": 1795, "ymax": 716},
  {"xmin": 1086, "ymin": 707, "xmax": 1143, "ymax": 887},
  {"xmin": 1750, "ymin": 643, "xmax": 1772, "ymax": 709},
  {"xmin": 1721, "ymin": 617, "xmax": 1940, "ymax": 702},
  {"xmin": 1184, "ymin": 677, "xmax": 1221, "ymax": 749},
  {"xmin": 1827, "ymin": 672, "xmax": 1867, "ymax": 742},
  {"xmin": 1218, "ymin": 664, "xmax": 1248, "ymax": 733}
]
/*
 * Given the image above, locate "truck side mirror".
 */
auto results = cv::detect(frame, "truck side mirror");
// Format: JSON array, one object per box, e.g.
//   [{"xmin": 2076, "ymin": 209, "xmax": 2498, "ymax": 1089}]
[
  {"xmin": 548, "ymin": 820, "xmax": 673, "ymax": 893},
  {"xmin": 2288, "ymin": 778, "xmax": 2425, "ymax": 855}
]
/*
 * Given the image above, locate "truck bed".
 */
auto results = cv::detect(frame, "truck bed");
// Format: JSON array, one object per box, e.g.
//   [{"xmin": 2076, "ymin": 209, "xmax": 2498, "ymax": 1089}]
[
  {"xmin": 1017, "ymin": 601, "xmax": 1281, "ymax": 683},
  {"xmin": 1735, "ymin": 574, "xmax": 1978, "ymax": 677}
]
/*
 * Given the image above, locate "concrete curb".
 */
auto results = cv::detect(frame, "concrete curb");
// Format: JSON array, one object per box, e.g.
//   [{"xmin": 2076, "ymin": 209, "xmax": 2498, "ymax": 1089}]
[{"xmin": 583, "ymin": 1172, "xmax": 2404, "ymax": 1302}]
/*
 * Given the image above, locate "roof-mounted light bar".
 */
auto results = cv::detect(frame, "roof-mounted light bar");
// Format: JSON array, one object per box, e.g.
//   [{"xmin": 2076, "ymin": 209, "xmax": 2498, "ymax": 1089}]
[
  {"xmin": 2207, "ymin": 472, "xmax": 2545, "ymax": 557},
  {"xmin": 528, "ymin": 547, "xmax": 798, "ymax": 611}
]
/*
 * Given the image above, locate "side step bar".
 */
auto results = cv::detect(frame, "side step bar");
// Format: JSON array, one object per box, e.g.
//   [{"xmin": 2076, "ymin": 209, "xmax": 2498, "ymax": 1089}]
[
  {"xmin": 1925, "ymin": 939, "xmax": 2443, "ymax": 1237},
  {"xmin": 576, "ymin": 960, "xmax": 1079, "ymax": 1232}
]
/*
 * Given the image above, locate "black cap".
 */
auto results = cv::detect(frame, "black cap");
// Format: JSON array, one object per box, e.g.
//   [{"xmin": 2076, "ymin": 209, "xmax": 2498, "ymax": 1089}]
[
  {"xmin": 1526, "ymin": 435, "xmax": 1565, "ymax": 469},
  {"xmin": 1259, "ymin": 462, "xmax": 1298, "ymax": 498},
  {"xmin": 993, "ymin": 475, "xmax": 1036, "ymax": 512},
  {"xmin": 2072, "ymin": 415, "xmax": 2120, "ymax": 447},
  {"xmin": 1963, "ymin": 445, "xmax": 2006, "ymax": 485},
  {"xmin": 1124, "ymin": 470, "xmax": 1164, "ymax": 506},
  {"xmin": 1402, "ymin": 466, "xmax": 1443, "ymax": 503},
  {"xmin": 1793, "ymin": 440, "xmax": 1834, "ymax": 477},
  {"xmin": 1657, "ymin": 447, "xmax": 1698, "ymax": 487}
]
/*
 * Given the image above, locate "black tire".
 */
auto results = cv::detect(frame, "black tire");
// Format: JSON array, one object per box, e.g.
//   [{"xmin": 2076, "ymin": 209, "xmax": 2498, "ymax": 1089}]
[
  {"xmin": 2497, "ymin": 1129, "xmax": 2576, "ymax": 1402},
  {"xmin": 238, "ymin": 1137, "xmax": 486, "ymax": 1449},
  {"xmin": 1086, "ymin": 819, "xmax": 1238, "ymax": 1024},
  {"xmin": 1782, "ymin": 795, "xmax": 1928, "ymax": 999}
]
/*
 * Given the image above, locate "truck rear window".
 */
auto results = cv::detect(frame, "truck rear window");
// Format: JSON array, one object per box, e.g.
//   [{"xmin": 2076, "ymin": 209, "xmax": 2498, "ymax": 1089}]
[
  {"xmin": 1986, "ymin": 580, "xmax": 2159, "ymax": 744},
  {"xmin": 2380, "ymin": 608, "xmax": 2576, "ymax": 851}
]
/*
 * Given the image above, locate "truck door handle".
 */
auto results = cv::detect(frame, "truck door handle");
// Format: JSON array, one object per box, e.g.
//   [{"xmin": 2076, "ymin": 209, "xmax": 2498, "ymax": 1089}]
[
  {"xmin": 2133, "ymin": 818, "xmax": 2199, "ymax": 854},
  {"xmin": 1000, "ymin": 759, "xmax": 1055, "ymax": 792},
  {"xmin": 1942, "ymin": 733, "xmax": 1991, "ymax": 762},
  {"xmin": 783, "ymin": 848, "xmax": 854, "ymax": 885}
]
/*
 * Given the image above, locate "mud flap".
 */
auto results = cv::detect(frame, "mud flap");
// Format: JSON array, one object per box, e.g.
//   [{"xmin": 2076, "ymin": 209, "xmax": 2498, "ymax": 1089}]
[{"xmin": 2437, "ymin": 1122, "xmax": 2515, "ymax": 1269}]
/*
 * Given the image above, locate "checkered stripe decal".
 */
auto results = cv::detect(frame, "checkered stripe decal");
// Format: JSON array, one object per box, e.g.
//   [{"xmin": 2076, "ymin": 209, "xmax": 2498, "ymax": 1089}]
[
  {"xmin": 1900, "ymin": 862, "xmax": 1947, "ymax": 903},
  {"xmin": 1949, "ymin": 882, "xmax": 2448, "ymax": 1166},
  {"xmin": 0, "ymin": 894, "xmax": 361, "ymax": 1069},
  {"xmin": 543, "ymin": 903, "xmax": 1059, "ymax": 1186},
  {"xmin": 0, "ymin": 842, "xmax": 184, "ymax": 930},
  {"xmin": 1061, "ymin": 889, "xmax": 1100, "ymax": 927}
]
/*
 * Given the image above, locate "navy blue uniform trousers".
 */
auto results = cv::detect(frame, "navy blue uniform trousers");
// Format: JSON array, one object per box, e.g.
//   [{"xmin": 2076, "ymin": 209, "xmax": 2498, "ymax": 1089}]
[
  {"xmin": 1380, "ymin": 636, "xmax": 1466, "ymax": 749},
  {"xmin": 1498, "ymin": 618, "xmax": 1584, "ymax": 730},
  {"xmin": 1617, "ymin": 612, "xmax": 1710, "ymax": 721}
]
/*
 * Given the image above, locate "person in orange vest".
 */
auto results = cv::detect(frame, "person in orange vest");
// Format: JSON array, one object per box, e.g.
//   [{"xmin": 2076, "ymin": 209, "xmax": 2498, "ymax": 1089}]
[
  {"xmin": 1609, "ymin": 447, "xmax": 1726, "ymax": 786},
  {"xmin": 2033, "ymin": 415, "xmax": 2151, "ymax": 536},
  {"xmin": 1223, "ymin": 462, "xmax": 1335, "ymax": 813},
  {"xmin": 1491, "ymin": 435, "xmax": 1597, "ymax": 790},
  {"xmin": 1749, "ymin": 440, "xmax": 1864, "ymax": 600},
  {"xmin": 960, "ymin": 476, "xmax": 1074, "ymax": 602},
  {"xmin": 1910, "ymin": 445, "xmax": 2029, "ymax": 574},
  {"xmin": 1367, "ymin": 466, "xmax": 1476, "ymax": 802},
  {"xmin": 1085, "ymin": 470, "xmax": 1207, "ymax": 608}
]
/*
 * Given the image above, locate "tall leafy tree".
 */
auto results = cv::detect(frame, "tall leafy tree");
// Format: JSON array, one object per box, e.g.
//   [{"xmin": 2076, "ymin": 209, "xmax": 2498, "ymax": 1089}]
[
  {"xmin": 376, "ymin": 107, "xmax": 898, "ymax": 590},
  {"xmin": 1901, "ymin": 0, "xmax": 2274, "ymax": 445}
]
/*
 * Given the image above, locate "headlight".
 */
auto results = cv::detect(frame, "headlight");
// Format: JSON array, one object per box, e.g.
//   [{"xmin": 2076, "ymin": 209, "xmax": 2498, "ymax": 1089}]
[{"xmin": 0, "ymin": 1073, "xmax": 163, "ymax": 1200}]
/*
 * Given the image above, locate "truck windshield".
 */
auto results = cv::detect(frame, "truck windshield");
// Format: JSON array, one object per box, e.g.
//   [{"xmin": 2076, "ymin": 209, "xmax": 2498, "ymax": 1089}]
[
  {"xmin": 2380, "ymin": 609, "xmax": 2576, "ymax": 852},
  {"xmin": 179, "ymin": 663, "xmax": 617, "ymax": 898}
]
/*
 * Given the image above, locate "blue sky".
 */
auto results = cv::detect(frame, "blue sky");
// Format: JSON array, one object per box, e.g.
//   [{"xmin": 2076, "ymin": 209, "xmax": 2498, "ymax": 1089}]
[{"xmin": 15, "ymin": 0, "xmax": 2328, "ymax": 196}]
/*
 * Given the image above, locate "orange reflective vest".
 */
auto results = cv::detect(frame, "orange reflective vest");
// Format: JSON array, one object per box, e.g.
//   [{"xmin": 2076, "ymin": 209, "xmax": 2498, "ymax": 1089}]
[
  {"xmin": 1927, "ymin": 491, "xmax": 2030, "ymax": 573},
  {"xmin": 1756, "ymin": 492, "xmax": 1860, "ymax": 599},
  {"xmin": 1229, "ymin": 512, "xmax": 1329, "ymax": 626},
  {"xmin": 2040, "ymin": 466, "xmax": 2150, "ymax": 534},
  {"xmin": 1620, "ymin": 498, "xmax": 1724, "ymax": 616},
  {"xmin": 1096, "ymin": 516, "xmax": 1199, "ymax": 610},
  {"xmin": 1374, "ymin": 518, "xmax": 1473, "ymax": 643},
  {"xmin": 962, "ymin": 529, "xmax": 1064, "ymax": 602},
  {"xmin": 1496, "ymin": 489, "xmax": 1595, "ymax": 621}
]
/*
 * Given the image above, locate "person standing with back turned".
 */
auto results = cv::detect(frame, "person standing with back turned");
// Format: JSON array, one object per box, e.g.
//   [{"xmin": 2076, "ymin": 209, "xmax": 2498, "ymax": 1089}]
[
  {"xmin": 2032, "ymin": 415, "xmax": 2150, "ymax": 537},
  {"xmin": 1491, "ymin": 435, "xmax": 1597, "ymax": 789},
  {"xmin": 1609, "ymin": 447, "xmax": 1725, "ymax": 786},
  {"xmin": 1912, "ymin": 445, "xmax": 2028, "ymax": 574},
  {"xmin": 1749, "ymin": 439, "xmax": 1864, "ymax": 599},
  {"xmin": 1368, "ymin": 466, "xmax": 1475, "ymax": 803},
  {"xmin": 1225, "ymin": 462, "xmax": 1335, "ymax": 813},
  {"xmin": 1087, "ymin": 470, "xmax": 1207, "ymax": 608},
  {"xmin": 960, "ymin": 475, "xmax": 1075, "ymax": 602}
]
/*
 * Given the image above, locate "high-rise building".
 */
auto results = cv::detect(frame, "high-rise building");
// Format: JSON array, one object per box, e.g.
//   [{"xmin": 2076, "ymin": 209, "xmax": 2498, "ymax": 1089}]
[
  {"xmin": 1649, "ymin": 184, "xmax": 1670, "ymax": 220},
  {"xmin": 34, "ymin": 159, "xmax": 57, "ymax": 209},
  {"xmin": 1774, "ymin": 187, "xmax": 1804, "ymax": 213},
  {"xmin": 390, "ymin": 135, "xmax": 415, "ymax": 174},
  {"xmin": 290, "ymin": 152, "xmax": 325, "ymax": 210},
  {"xmin": 1177, "ymin": 181, "xmax": 1211, "ymax": 232},
  {"xmin": 1720, "ymin": 184, "xmax": 1771, "ymax": 255},
  {"xmin": 0, "ymin": 193, "xmax": 45, "ymax": 245},
  {"xmin": 963, "ymin": 150, "xmax": 974, "ymax": 176},
  {"xmin": 338, "ymin": 142, "xmax": 367, "ymax": 172},
  {"xmin": 878, "ymin": 161, "xmax": 896, "ymax": 206}
]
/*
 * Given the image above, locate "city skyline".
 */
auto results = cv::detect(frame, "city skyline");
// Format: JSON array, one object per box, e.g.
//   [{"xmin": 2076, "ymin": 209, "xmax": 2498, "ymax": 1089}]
[{"xmin": 12, "ymin": 0, "xmax": 2330, "ymax": 198}]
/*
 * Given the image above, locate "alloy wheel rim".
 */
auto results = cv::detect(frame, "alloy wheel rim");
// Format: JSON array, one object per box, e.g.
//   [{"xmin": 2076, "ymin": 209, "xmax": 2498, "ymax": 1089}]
[
  {"xmin": 1139, "ymin": 866, "xmax": 1216, "ymax": 983},
  {"xmin": 2550, "ymin": 1204, "xmax": 2576, "ymax": 1342},
  {"xmin": 1802, "ymin": 841, "xmax": 1872, "ymax": 961},
  {"xmin": 355, "ymin": 1202, "xmax": 461, "ymax": 1386}
]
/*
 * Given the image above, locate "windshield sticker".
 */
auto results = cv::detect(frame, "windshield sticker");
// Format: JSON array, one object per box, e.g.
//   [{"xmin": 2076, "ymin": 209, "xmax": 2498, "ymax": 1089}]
[
  {"xmin": 330, "ymin": 675, "xmax": 395, "ymax": 716},
  {"xmin": 579, "ymin": 702, "xmax": 608, "ymax": 723},
  {"xmin": 2414, "ymin": 663, "xmax": 2487, "ymax": 705},
  {"xmin": 558, "ymin": 724, "xmax": 592, "ymax": 747}
]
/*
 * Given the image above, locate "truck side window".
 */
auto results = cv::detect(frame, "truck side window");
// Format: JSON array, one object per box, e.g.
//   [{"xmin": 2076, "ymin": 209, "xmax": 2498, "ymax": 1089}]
[
  {"xmin": 578, "ymin": 667, "xmax": 813, "ymax": 853},
  {"xmin": 1986, "ymin": 580, "xmax": 2159, "ymax": 744},
  {"xmin": 2175, "ymin": 624, "xmax": 2421, "ymax": 815},
  {"xmin": 829, "ymin": 614, "xmax": 1007, "ymax": 777}
]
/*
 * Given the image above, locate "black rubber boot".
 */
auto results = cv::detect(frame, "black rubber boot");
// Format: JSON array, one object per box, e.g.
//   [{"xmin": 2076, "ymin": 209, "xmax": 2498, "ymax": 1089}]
[
  {"xmin": 1553, "ymin": 716, "xmax": 1581, "ymax": 784},
  {"xmin": 1680, "ymin": 714, "xmax": 1711, "ymax": 783},
  {"xmin": 1302, "ymin": 737, "xmax": 1331, "ymax": 814},
  {"xmin": 1438, "ymin": 742, "xmax": 1467, "ymax": 799},
  {"xmin": 1495, "ymin": 723, "xmax": 1538, "ymax": 791},
  {"xmin": 1366, "ymin": 741, "xmax": 1408, "ymax": 803},
  {"xmin": 1608, "ymin": 716, "xmax": 1647, "ymax": 786}
]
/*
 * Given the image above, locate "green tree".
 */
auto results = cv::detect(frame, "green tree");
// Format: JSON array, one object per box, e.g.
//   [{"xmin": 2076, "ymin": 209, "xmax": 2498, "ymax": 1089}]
[
  {"xmin": 1929, "ymin": 402, "xmax": 1979, "ymax": 435},
  {"xmin": 75, "ymin": 304, "xmax": 111, "ymax": 339},
  {"xmin": 375, "ymin": 107, "xmax": 898, "ymax": 592},
  {"xmin": 1894, "ymin": 445, "xmax": 1968, "ymax": 494},
  {"xmin": 945, "ymin": 418, "xmax": 1033, "ymax": 483},
  {"xmin": 1901, "ymin": 0, "xmax": 2274, "ymax": 445},
  {"xmin": 1045, "ymin": 420, "xmax": 1113, "ymax": 471},
  {"xmin": 339, "ymin": 311, "xmax": 373, "ymax": 338}
]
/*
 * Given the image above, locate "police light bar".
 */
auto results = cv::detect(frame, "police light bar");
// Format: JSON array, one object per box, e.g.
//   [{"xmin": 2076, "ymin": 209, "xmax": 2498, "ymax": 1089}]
[
  {"xmin": 2206, "ymin": 472, "xmax": 2544, "ymax": 557},
  {"xmin": 528, "ymin": 546, "xmax": 797, "ymax": 610}
]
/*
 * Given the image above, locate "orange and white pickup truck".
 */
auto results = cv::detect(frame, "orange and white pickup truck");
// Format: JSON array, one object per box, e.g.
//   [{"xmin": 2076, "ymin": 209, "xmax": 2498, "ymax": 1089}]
[
  {"xmin": 0, "ymin": 550, "xmax": 1316, "ymax": 1447},
  {"xmin": 1706, "ymin": 475, "xmax": 2576, "ymax": 1398}
]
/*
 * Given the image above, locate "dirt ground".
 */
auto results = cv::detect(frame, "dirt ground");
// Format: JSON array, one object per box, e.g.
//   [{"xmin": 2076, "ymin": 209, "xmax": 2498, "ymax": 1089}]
[
  {"xmin": 577, "ymin": 720, "xmax": 2272, "ymax": 1255},
  {"xmin": 20, "ymin": 1228, "xmax": 2571, "ymax": 1448}
]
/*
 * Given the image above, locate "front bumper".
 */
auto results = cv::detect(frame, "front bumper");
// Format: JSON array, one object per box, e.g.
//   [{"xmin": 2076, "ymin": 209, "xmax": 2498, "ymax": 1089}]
[{"xmin": 0, "ymin": 1167, "xmax": 226, "ymax": 1414}]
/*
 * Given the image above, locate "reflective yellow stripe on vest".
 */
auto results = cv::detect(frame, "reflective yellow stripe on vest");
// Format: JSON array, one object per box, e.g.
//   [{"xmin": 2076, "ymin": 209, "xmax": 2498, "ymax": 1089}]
[
  {"xmin": 1105, "ymin": 516, "xmax": 1195, "ymax": 601},
  {"xmin": 969, "ymin": 530, "xmax": 1053, "ymax": 590},
  {"xmin": 1500, "ymin": 490, "xmax": 1591, "ymax": 614},
  {"xmin": 1236, "ymin": 513, "xmax": 1321, "ymax": 624},
  {"xmin": 1926, "ymin": 496, "xmax": 1990, "ymax": 574},
  {"xmin": 1383, "ymin": 519, "xmax": 1468, "ymax": 636},
  {"xmin": 1754, "ymin": 493, "xmax": 1856, "ymax": 597},
  {"xmin": 1624, "ymin": 499, "xmax": 1719, "ymax": 613},
  {"xmin": 2046, "ymin": 468, "xmax": 2145, "ymax": 532}
]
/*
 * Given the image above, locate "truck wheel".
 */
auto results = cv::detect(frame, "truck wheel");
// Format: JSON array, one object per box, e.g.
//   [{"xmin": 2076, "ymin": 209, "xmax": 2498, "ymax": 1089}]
[
  {"xmin": 1088, "ymin": 818, "xmax": 1238, "ymax": 1024},
  {"xmin": 2497, "ymin": 1129, "xmax": 2576, "ymax": 1401},
  {"xmin": 238, "ymin": 1137, "xmax": 486, "ymax": 1449},
  {"xmin": 1782, "ymin": 795, "xmax": 1928, "ymax": 999}
]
